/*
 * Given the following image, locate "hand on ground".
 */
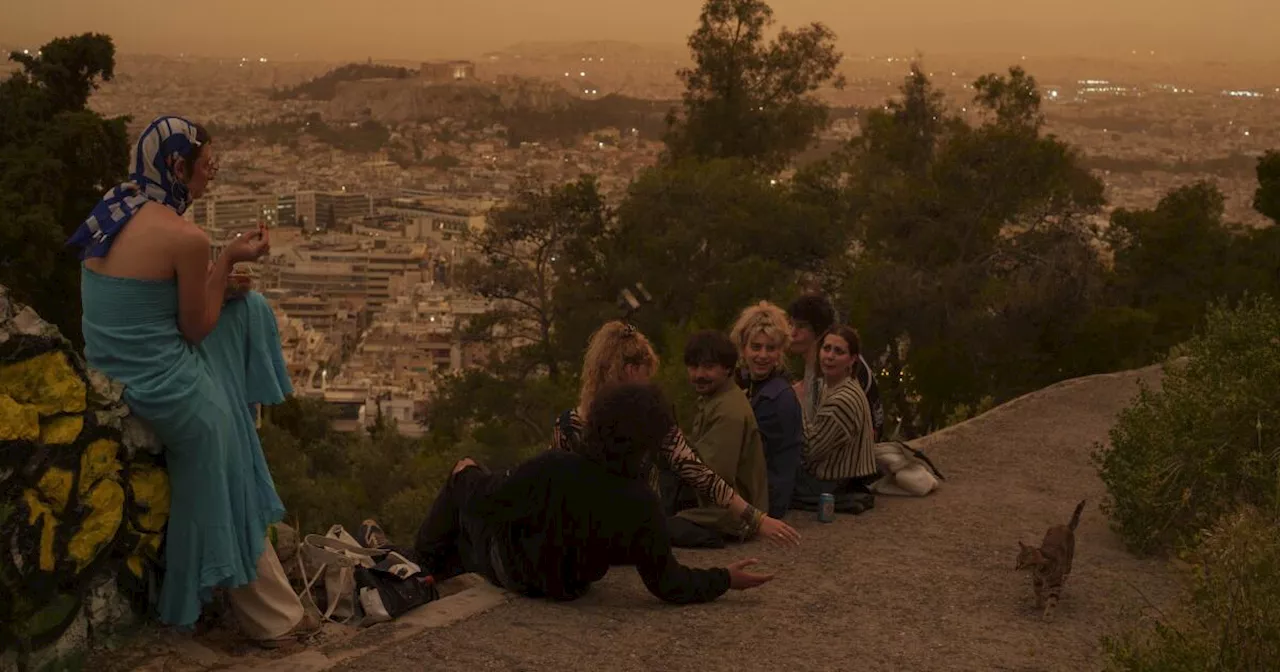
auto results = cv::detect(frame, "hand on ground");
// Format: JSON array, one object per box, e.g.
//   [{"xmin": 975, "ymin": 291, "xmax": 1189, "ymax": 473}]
[
  {"xmin": 758, "ymin": 515, "xmax": 801, "ymax": 547},
  {"xmin": 726, "ymin": 558, "xmax": 775, "ymax": 590}
]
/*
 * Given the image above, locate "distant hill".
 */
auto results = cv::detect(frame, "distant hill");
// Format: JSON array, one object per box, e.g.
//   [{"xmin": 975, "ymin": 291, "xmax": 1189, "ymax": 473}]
[
  {"xmin": 500, "ymin": 94, "xmax": 676, "ymax": 146},
  {"xmin": 484, "ymin": 40, "xmax": 687, "ymax": 62},
  {"xmin": 326, "ymin": 74, "xmax": 678, "ymax": 145},
  {"xmin": 272, "ymin": 62, "xmax": 415, "ymax": 101}
]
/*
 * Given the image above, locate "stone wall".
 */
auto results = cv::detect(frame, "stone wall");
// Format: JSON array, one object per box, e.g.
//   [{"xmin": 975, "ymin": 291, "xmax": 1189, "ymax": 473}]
[{"xmin": 0, "ymin": 286, "xmax": 168, "ymax": 670}]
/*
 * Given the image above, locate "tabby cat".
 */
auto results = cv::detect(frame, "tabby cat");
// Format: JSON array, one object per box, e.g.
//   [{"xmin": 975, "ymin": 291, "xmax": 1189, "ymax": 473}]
[{"xmin": 1015, "ymin": 499, "xmax": 1085, "ymax": 620}]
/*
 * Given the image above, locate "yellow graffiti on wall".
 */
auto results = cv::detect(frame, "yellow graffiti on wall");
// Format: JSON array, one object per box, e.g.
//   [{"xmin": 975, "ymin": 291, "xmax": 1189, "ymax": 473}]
[
  {"xmin": 21, "ymin": 468, "xmax": 74, "ymax": 572},
  {"xmin": 2, "ymin": 307, "xmax": 172, "ymax": 648},
  {"xmin": 0, "ymin": 350, "xmax": 87, "ymax": 415},
  {"xmin": 0, "ymin": 394, "xmax": 39, "ymax": 441}
]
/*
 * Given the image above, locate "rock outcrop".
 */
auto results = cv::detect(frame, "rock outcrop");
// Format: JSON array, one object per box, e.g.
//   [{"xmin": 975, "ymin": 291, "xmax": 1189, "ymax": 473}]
[{"xmin": 0, "ymin": 285, "xmax": 168, "ymax": 670}]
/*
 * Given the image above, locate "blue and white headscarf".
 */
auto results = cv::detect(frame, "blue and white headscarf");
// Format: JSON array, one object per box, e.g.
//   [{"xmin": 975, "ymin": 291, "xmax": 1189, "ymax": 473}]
[{"xmin": 67, "ymin": 116, "xmax": 204, "ymax": 260}]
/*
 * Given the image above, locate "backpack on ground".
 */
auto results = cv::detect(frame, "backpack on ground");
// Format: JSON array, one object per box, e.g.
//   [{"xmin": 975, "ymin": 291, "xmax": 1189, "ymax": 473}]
[
  {"xmin": 869, "ymin": 441, "xmax": 946, "ymax": 497},
  {"xmin": 291, "ymin": 524, "xmax": 438, "ymax": 626}
]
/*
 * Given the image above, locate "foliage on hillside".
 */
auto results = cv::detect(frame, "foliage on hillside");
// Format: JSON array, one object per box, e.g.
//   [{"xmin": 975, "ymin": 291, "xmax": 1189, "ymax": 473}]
[
  {"xmin": 1102, "ymin": 505, "xmax": 1280, "ymax": 672},
  {"xmin": 500, "ymin": 95, "xmax": 672, "ymax": 147},
  {"xmin": 206, "ymin": 113, "xmax": 390, "ymax": 154},
  {"xmin": 1095, "ymin": 298, "xmax": 1280, "ymax": 670},
  {"xmin": 260, "ymin": 380, "xmax": 564, "ymax": 539},
  {"xmin": 1095, "ymin": 296, "xmax": 1280, "ymax": 556},
  {"xmin": 270, "ymin": 62, "xmax": 414, "ymax": 101},
  {"xmin": 0, "ymin": 34, "xmax": 129, "ymax": 347}
]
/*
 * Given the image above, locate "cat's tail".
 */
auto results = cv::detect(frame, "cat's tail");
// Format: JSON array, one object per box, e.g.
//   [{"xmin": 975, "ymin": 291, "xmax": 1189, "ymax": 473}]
[{"xmin": 1068, "ymin": 499, "xmax": 1087, "ymax": 531}]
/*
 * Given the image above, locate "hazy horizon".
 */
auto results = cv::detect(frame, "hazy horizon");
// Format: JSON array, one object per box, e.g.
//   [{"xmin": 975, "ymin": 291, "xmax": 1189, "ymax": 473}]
[{"xmin": 3, "ymin": 0, "xmax": 1278, "ymax": 63}]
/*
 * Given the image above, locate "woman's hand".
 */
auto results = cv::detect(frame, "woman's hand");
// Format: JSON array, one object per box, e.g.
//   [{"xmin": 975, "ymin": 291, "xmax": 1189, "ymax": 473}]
[
  {"xmin": 726, "ymin": 558, "xmax": 775, "ymax": 590},
  {"xmin": 758, "ymin": 515, "xmax": 801, "ymax": 547},
  {"xmin": 223, "ymin": 223, "xmax": 270, "ymax": 264}
]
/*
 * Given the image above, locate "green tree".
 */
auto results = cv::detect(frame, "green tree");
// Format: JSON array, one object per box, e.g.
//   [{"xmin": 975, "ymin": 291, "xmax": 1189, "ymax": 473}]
[
  {"xmin": 972, "ymin": 66, "xmax": 1044, "ymax": 129},
  {"xmin": 831, "ymin": 65, "xmax": 1107, "ymax": 432},
  {"xmin": 1094, "ymin": 295, "xmax": 1280, "ymax": 556},
  {"xmin": 603, "ymin": 158, "xmax": 841, "ymax": 342},
  {"xmin": 426, "ymin": 366, "xmax": 573, "ymax": 457},
  {"xmin": 0, "ymin": 33, "xmax": 129, "ymax": 346},
  {"xmin": 663, "ymin": 0, "xmax": 845, "ymax": 172},
  {"xmin": 456, "ymin": 176, "xmax": 611, "ymax": 381},
  {"xmin": 1105, "ymin": 182, "xmax": 1243, "ymax": 356},
  {"xmin": 1254, "ymin": 150, "xmax": 1280, "ymax": 224}
]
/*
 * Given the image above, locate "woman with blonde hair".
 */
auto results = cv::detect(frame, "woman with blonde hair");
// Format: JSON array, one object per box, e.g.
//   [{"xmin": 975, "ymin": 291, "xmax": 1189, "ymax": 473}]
[
  {"xmin": 731, "ymin": 302, "xmax": 806, "ymax": 519},
  {"xmin": 552, "ymin": 321, "xmax": 800, "ymax": 546}
]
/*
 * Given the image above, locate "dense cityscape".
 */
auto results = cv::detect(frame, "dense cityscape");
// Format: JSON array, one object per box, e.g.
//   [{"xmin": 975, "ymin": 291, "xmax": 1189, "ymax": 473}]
[{"xmin": 9, "ymin": 41, "xmax": 1272, "ymax": 434}]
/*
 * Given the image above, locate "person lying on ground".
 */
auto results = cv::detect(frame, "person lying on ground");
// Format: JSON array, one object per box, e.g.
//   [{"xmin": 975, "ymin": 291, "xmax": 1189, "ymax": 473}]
[
  {"xmin": 550, "ymin": 320, "xmax": 800, "ymax": 547},
  {"xmin": 415, "ymin": 382, "xmax": 776, "ymax": 604}
]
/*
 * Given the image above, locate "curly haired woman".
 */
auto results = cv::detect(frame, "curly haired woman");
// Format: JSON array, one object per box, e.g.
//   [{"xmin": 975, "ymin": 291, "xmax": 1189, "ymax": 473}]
[{"xmin": 551, "ymin": 321, "xmax": 800, "ymax": 546}]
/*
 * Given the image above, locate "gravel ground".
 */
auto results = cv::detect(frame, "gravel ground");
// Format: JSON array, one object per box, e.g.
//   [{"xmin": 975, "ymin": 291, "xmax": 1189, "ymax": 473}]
[{"xmin": 328, "ymin": 365, "xmax": 1179, "ymax": 672}]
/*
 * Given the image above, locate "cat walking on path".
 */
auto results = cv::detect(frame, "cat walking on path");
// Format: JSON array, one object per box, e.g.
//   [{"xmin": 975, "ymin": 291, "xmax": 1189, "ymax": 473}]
[{"xmin": 1016, "ymin": 499, "xmax": 1086, "ymax": 621}]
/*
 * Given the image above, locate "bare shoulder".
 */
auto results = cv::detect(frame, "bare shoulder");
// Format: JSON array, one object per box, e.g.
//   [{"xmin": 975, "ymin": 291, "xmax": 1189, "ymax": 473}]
[{"xmin": 159, "ymin": 211, "xmax": 210, "ymax": 251}]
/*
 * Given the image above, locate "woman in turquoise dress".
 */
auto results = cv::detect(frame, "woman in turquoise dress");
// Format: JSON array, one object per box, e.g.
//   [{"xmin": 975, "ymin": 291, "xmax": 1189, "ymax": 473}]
[{"xmin": 66, "ymin": 116, "xmax": 308, "ymax": 643}]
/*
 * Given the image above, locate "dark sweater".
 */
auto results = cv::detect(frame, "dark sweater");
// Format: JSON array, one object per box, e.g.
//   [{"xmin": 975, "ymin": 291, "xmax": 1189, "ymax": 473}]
[
  {"xmin": 472, "ymin": 451, "xmax": 732, "ymax": 604},
  {"xmin": 740, "ymin": 372, "xmax": 806, "ymax": 518}
]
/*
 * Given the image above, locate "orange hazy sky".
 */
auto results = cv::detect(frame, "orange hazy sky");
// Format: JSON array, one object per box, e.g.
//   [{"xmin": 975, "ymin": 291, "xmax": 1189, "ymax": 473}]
[{"xmin": 2, "ymin": 0, "xmax": 1277, "ymax": 61}]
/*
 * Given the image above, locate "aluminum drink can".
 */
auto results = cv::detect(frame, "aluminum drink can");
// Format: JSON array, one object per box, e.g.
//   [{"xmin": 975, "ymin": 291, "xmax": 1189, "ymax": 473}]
[{"xmin": 817, "ymin": 493, "xmax": 835, "ymax": 523}]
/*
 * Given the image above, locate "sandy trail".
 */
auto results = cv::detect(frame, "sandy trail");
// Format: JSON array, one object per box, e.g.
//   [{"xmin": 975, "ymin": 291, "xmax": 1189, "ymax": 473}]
[{"xmin": 324, "ymin": 365, "xmax": 1177, "ymax": 672}]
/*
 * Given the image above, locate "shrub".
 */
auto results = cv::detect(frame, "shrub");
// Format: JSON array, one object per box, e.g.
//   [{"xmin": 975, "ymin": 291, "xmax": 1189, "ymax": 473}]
[
  {"xmin": 260, "ymin": 397, "xmax": 544, "ymax": 543},
  {"xmin": 1093, "ymin": 295, "xmax": 1280, "ymax": 556},
  {"xmin": 1102, "ymin": 505, "xmax": 1280, "ymax": 671}
]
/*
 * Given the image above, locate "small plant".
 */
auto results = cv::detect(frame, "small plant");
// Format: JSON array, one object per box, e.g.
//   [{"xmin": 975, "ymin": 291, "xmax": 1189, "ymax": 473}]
[
  {"xmin": 1093, "ymin": 295, "xmax": 1280, "ymax": 556},
  {"xmin": 1102, "ymin": 505, "xmax": 1280, "ymax": 671}
]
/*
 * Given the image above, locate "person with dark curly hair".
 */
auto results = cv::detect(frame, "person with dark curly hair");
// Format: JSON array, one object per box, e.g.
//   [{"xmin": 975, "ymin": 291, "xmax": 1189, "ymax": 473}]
[
  {"xmin": 414, "ymin": 382, "xmax": 775, "ymax": 604},
  {"xmin": 551, "ymin": 321, "xmax": 799, "ymax": 547}
]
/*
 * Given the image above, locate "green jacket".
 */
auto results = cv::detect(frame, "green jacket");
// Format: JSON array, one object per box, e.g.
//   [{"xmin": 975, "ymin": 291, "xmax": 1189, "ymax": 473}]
[{"xmin": 677, "ymin": 382, "xmax": 769, "ymax": 537}]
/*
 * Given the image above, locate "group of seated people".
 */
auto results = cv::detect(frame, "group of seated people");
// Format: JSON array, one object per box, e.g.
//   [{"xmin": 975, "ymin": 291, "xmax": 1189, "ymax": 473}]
[
  {"xmin": 65, "ymin": 115, "xmax": 889, "ymax": 642},
  {"xmin": 412, "ymin": 293, "xmax": 887, "ymax": 607}
]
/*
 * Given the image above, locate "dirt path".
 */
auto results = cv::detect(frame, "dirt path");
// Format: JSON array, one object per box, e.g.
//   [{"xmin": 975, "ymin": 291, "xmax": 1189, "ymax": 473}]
[{"xmin": 328, "ymin": 365, "xmax": 1178, "ymax": 672}]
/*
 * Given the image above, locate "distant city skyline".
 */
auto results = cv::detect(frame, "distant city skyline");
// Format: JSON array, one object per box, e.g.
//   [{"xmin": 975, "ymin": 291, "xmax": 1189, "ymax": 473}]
[{"xmin": 3, "ymin": 0, "xmax": 1278, "ymax": 63}]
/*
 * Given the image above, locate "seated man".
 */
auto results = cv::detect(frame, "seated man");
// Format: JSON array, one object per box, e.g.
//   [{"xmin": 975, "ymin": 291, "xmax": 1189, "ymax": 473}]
[
  {"xmin": 664, "ymin": 331, "xmax": 770, "ymax": 549},
  {"xmin": 413, "ymin": 382, "xmax": 774, "ymax": 604}
]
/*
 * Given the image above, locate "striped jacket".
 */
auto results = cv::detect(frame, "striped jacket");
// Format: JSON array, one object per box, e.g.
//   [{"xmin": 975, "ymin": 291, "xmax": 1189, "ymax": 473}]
[{"xmin": 803, "ymin": 377, "xmax": 878, "ymax": 481}]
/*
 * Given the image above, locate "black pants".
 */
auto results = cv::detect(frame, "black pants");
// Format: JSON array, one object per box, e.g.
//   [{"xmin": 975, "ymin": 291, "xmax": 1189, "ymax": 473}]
[
  {"xmin": 791, "ymin": 468, "xmax": 875, "ymax": 515},
  {"xmin": 659, "ymin": 469, "xmax": 728, "ymax": 549},
  {"xmin": 413, "ymin": 465, "xmax": 523, "ymax": 590}
]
